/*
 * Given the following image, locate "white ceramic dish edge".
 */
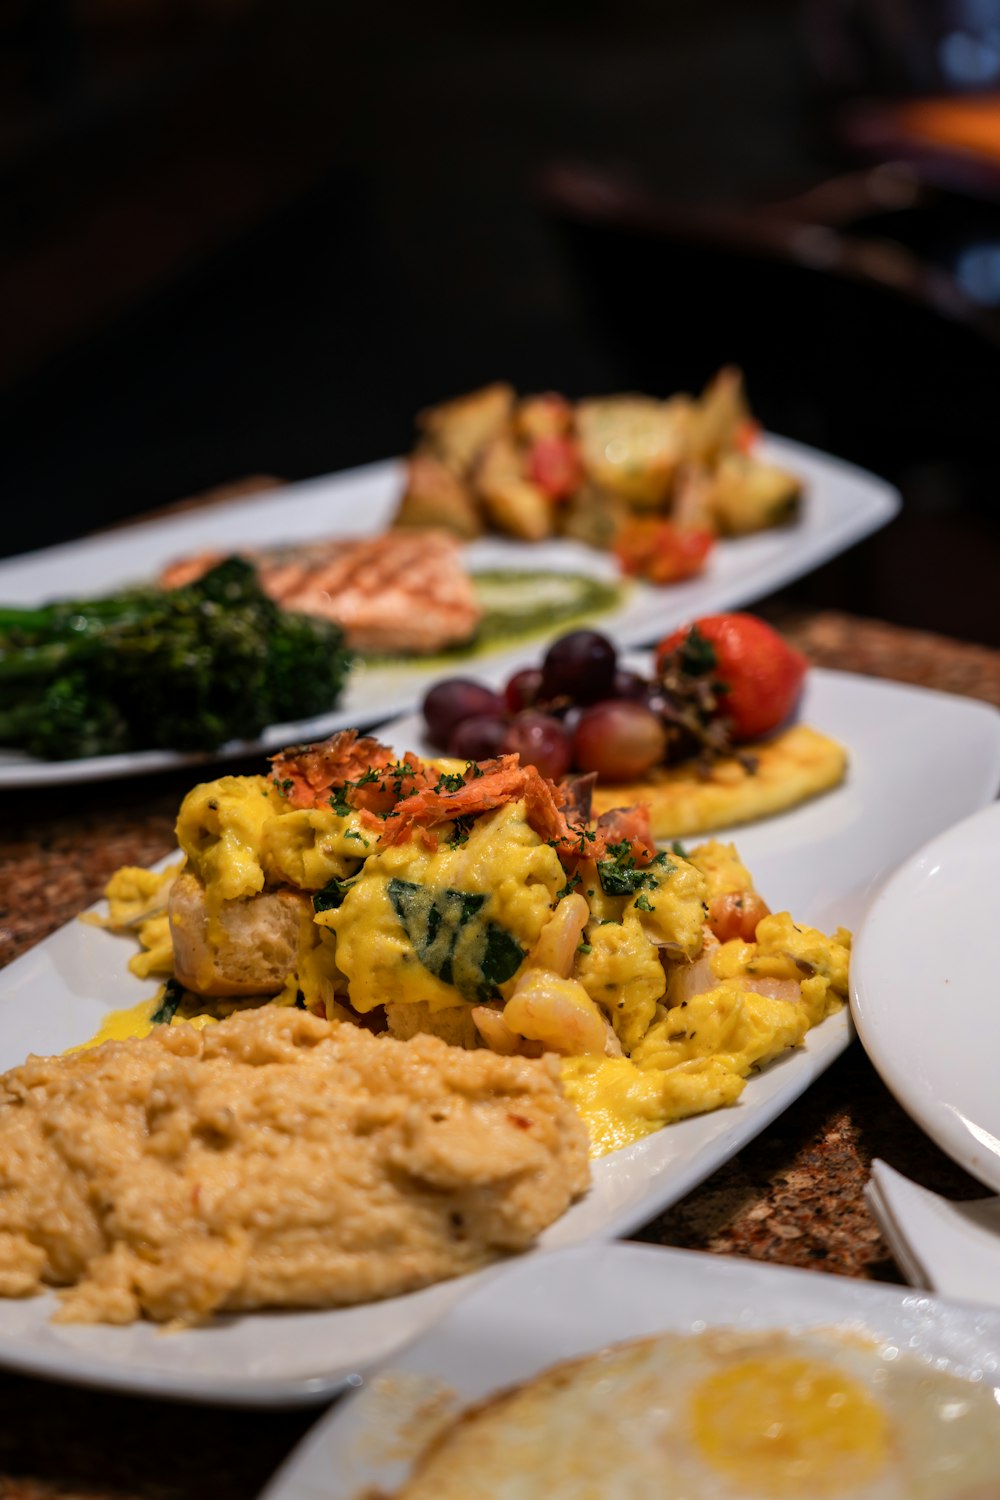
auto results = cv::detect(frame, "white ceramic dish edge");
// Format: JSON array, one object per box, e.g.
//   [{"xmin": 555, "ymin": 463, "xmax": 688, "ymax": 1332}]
[
  {"xmin": 262, "ymin": 1240, "xmax": 1000, "ymax": 1500},
  {"xmin": 851, "ymin": 799, "xmax": 1000, "ymax": 1194}
]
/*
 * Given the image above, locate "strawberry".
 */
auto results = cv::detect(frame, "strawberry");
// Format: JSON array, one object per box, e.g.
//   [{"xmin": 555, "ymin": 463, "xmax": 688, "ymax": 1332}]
[{"xmin": 655, "ymin": 613, "xmax": 807, "ymax": 742}]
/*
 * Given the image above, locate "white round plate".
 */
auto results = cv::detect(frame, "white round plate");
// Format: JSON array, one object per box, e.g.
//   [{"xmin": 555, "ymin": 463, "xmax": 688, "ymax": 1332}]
[
  {"xmin": 852, "ymin": 799, "xmax": 1000, "ymax": 1193},
  {"xmin": 262, "ymin": 1242, "xmax": 1000, "ymax": 1500}
]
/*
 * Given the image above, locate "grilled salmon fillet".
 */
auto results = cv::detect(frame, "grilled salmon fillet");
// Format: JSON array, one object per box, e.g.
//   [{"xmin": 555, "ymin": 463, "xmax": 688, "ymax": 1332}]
[{"xmin": 160, "ymin": 529, "xmax": 482, "ymax": 654}]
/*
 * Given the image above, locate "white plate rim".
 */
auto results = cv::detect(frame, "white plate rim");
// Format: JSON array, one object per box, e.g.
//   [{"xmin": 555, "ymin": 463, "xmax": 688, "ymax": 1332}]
[
  {"xmin": 0, "ymin": 434, "xmax": 899, "ymax": 788},
  {"xmin": 851, "ymin": 798, "xmax": 1000, "ymax": 1193}
]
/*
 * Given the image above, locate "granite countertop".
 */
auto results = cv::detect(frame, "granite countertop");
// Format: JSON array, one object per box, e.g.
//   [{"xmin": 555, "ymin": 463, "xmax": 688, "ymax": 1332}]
[{"xmin": 0, "ymin": 607, "xmax": 997, "ymax": 1500}]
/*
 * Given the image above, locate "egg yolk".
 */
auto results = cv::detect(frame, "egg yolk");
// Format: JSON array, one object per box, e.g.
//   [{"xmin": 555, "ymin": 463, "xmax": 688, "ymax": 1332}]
[{"xmin": 689, "ymin": 1355, "xmax": 889, "ymax": 1495}]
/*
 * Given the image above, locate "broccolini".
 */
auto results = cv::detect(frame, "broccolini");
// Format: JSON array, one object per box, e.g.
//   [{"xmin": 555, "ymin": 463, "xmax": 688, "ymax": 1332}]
[{"xmin": 0, "ymin": 557, "xmax": 352, "ymax": 759}]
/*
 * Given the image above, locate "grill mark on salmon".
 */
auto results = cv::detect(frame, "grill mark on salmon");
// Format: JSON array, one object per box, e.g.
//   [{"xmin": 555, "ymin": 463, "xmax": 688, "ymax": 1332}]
[{"xmin": 160, "ymin": 530, "xmax": 482, "ymax": 655}]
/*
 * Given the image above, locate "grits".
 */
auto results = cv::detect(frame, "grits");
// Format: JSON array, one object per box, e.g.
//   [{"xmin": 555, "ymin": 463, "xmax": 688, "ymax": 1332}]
[{"xmin": 0, "ymin": 1007, "xmax": 588, "ymax": 1325}]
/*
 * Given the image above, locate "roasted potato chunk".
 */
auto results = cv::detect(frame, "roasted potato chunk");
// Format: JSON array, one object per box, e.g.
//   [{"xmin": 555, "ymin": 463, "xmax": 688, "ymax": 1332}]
[
  {"xmin": 395, "ymin": 452, "xmax": 484, "ymax": 539},
  {"xmin": 515, "ymin": 392, "xmax": 574, "ymax": 443},
  {"xmin": 475, "ymin": 434, "xmax": 553, "ymax": 540},
  {"xmin": 418, "ymin": 382, "xmax": 515, "ymax": 474},
  {"xmin": 557, "ymin": 480, "xmax": 628, "ymax": 551},
  {"xmin": 688, "ymin": 366, "xmax": 751, "ymax": 465},
  {"xmin": 669, "ymin": 465, "xmax": 716, "ymax": 532},
  {"xmin": 705, "ymin": 453, "xmax": 802, "ymax": 535},
  {"xmin": 393, "ymin": 368, "xmax": 801, "ymax": 549},
  {"xmin": 575, "ymin": 395, "xmax": 692, "ymax": 507}
]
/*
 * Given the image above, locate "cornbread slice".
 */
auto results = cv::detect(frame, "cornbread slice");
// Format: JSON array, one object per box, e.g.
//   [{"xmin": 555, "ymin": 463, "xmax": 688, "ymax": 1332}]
[{"xmin": 592, "ymin": 724, "xmax": 847, "ymax": 839}]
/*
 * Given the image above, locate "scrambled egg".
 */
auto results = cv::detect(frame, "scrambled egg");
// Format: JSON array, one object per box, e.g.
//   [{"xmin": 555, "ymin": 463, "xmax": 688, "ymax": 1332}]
[
  {"xmin": 100, "ymin": 765, "xmax": 850, "ymax": 1158},
  {"xmin": 82, "ymin": 863, "xmax": 180, "ymax": 979}
]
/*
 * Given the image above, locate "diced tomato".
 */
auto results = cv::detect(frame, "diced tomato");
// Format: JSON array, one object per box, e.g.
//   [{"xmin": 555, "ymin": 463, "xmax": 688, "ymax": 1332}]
[
  {"xmin": 527, "ymin": 435, "xmax": 583, "ymax": 500},
  {"xmin": 614, "ymin": 519, "xmax": 715, "ymax": 585}
]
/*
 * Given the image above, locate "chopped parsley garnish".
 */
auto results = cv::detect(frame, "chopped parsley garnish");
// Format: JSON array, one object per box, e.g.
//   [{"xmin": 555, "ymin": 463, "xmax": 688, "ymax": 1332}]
[
  {"xmin": 448, "ymin": 814, "xmax": 474, "ymax": 847},
  {"xmin": 555, "ymin": 871, "xmax": 582, "ymax": 903},
  {"xmin": 331, "ymin": 762, "xmax": 418, "ymax": 814},
  {"xmin": 574, "ymin": 826, "xmax": 596, "ymax": 855},
  {"xmin": 596, "ymin": 840, "xmax": 659, "ymax": 897},
  {"xmin": 465, "ymin": 760, "xmax": 485, "ymax": 778},
  {"xmin": 634, "ymin": 892, "xmax": 654, "ymax": 912},
  {"xmin": 383, "ymin": 759, "xmax": 414, "ymax": 794},
  {"xmin": 434, "ymin": 771, "xmax": 466, "ymax": 793}
]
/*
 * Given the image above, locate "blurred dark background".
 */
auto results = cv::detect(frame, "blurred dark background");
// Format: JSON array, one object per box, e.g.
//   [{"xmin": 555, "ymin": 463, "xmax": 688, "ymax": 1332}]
[{"xmin": 3, "ymin": 0, "xmax": 1000, "ymax": 640}]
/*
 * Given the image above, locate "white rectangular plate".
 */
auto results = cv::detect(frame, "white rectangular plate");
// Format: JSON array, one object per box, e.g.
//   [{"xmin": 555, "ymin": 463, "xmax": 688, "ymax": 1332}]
[
  {"xmin": 0, "ymin": 435, "xmax": 897, "ymax": 787},
  {"xmin": 262, "ymin": 1242, "xmax": 1000, "ymax": 1500},
  {"xmin": 0, "ymin": 670, "xmax": 996, "ymax": 1406}
]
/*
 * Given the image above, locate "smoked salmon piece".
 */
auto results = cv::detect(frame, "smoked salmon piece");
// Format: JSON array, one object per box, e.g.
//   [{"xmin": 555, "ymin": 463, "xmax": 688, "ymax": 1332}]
[
  {"xmin": 380, "ymin": 755, "xmax": 529, "ymax": 846},
  {"xmin": 160, "ymin": 530, "xmax": 482, "ymax": 655},
  {"xmin": 270, "ymin": 730, "xmax": 434, "ymax": 814},
  {"xmin": 270, "ymin": 730, "xmax": 398, "ymax": 808},
  {"xmin": 270, "ymin": 733, "xmax": 658, "ymax": 871}
]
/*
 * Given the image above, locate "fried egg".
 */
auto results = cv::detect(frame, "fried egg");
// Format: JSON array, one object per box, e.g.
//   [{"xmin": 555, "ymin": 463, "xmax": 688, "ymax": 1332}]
[{"xmin": 392, "ymin": 1327, "xmax": 1000, "ymax": 1498}]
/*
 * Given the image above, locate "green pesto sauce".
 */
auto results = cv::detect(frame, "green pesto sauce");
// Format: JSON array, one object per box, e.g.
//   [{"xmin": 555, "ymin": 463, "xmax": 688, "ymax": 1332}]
[{"xmin": 362, "ymin": 569, "xmax": 625, "ymax": 666}]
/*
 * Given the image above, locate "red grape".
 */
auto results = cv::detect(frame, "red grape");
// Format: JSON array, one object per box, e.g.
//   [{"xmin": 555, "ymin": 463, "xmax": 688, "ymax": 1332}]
[
  {"xmin": 502, "ymin": 712, "xmax": 572, "ymax": 781},
  {"xmin": 572, "ymin": 701, "xmax": 667, "ymax": 781},
  {"xmin": 448, "ymin": 714, "xmax": 509, "ymax": 761},
  {"xmin": 423, "ymin": 678, "xmax": 505, "ymax": 749},
  {"xmin": 505, "ymin": 667, "xmax": 544, "ymax": 713},
  {"xmin": 540, "ymin": 630, "xmax": 617, "ymax": 703},
  {"xmin": 561, "ymin": 704, "xmax": 584, "ymax": 737},
  {"xmin": 612, "ymin": 668, "xmax": 649, "ymax": 702}
]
